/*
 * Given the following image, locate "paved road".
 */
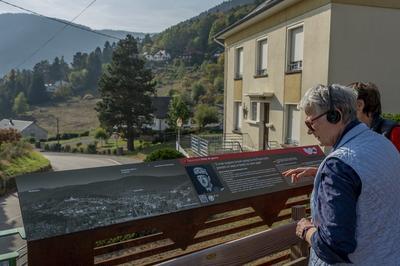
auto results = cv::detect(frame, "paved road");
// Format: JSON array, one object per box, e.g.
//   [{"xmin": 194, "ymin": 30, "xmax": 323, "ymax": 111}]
[{"xmin": 0, "ymin": 153, "xmax": 140, "ymax": 254}]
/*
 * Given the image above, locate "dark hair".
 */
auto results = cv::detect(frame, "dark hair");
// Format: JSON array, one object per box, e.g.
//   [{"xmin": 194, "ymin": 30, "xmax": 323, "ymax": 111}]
[{"xmin": 348, "ymin": 82, "xmax": 382, "ymax": 116}]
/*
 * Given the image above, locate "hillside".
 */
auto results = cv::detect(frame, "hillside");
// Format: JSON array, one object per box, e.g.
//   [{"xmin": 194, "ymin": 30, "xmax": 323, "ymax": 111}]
[
  {"xmin": 197, "ymin": 0, "xmax": 258, "ymax": 18},
  {"xmin": 28, "ymin": 97, "xmax": 100, "ymax": 136},
  {"xmin": 0, "ymin": 13, "xmax": 147, "ymax": 76}
]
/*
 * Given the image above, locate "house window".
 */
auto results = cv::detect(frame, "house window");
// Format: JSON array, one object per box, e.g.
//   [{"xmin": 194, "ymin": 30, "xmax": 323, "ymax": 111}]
[
  {"xmin": 250, "ymin": 102, "xmax": 258, "ymax": 121},
  {"xmin": 286, "ymin": 104, "xmax": 300, "ymax": 145},
  {"xmin": 287, "ymin": 26, "xmax": 303, "ymax": 72},
  {"xmin": 235, "ymin": 47, "xmax": 243, "ymax": 79},
  {"xmin": 234, "ymin": 102, "xmax": 242, "ymax": 130},
  {"xmin": 256, "ymin": 39, "xmax": 268, "ymax": 76}
]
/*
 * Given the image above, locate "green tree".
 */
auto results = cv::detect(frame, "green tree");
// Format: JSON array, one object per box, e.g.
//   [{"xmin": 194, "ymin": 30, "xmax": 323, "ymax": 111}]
[
  {"xmin": 96, "ymin": 35, "xmax": 156, "ymax": 151},
  {"xmin": 191, "ymin": 82, "xmax": 206, "ymax": 103},
  {"xmin": 53, "ymin": 84, "xmax": 72, "ymax": 100},
  {"xmin": 194, "ymin": 104, "xmax": 219, "ymax": 131},
  {"xmin": 102, "ymin": 41, "xmax": 113, "ymax": 64},
  {"xmin": 12, "ymin": 92, "xmax": 29, "ymax": 114},
  {"xmin": 72, "ymin": 52, "xmax": 88, "ymax": 70},
  {"xmin": 28, "ymin": 70, "xmax": 48, "ymax": 104},
  {"xmin": 69, "ymin": 69, "xmax": 88, "ymax": 94},
  {"xmin": 166, "ymin": 95, "xmax": 190, "ymax": 130},
  {"xmin": 94, "ymin": 128, "xmax": 109, "ymax": 146},
  {"xmin": 86, "ymin": 48, "xmax": 103, "ymax": 91}
]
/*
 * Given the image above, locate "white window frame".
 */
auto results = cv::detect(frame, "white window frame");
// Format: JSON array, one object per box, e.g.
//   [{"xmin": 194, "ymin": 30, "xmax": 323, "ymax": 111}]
[
  {"xmin": 286, "ymin": 24, "xmax": 304, "ymax": 72},
  {"xmin": 235, "ymin": 47, "xmax": 243, "ymax": 79},
  {"xmin": 256, "ymin": 38, "xmax": 268, "ymax": 76}
]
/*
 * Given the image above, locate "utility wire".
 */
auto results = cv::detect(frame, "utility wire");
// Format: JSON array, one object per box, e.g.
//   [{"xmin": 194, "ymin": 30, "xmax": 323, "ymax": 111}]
[
  {"xmin": 13, "ymin": 0, "xmax": 104, "ymax": 69},
  {"xmin": 0, "ymin": 0, "xmax": 120, "ymax": 40}
]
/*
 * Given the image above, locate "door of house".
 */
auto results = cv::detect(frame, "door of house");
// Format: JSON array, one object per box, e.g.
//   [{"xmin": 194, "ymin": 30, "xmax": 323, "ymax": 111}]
[{"xmin": 263, "ymin": 103, "xmax": 270, "ymax": 150}]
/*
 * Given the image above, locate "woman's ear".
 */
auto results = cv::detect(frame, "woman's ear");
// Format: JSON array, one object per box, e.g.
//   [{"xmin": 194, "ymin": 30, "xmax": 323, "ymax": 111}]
[{"xmin": 356, "ymin": 99, "xmax": 365, "ymax": 112}]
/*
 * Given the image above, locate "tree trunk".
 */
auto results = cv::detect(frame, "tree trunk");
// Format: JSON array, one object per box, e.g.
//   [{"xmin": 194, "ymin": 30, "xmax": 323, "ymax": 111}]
[{"xmin": 126, "ymin": 127, "xmax": 135, "ymax": 151}]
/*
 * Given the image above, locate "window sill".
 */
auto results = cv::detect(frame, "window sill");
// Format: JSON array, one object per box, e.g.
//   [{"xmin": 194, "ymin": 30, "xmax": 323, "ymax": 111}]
[
  {"xmin": 245, "ymin": 120, "xmax": 259, "ymax": 126},
  {"xmin": 232, "ymin": 129, "xmax": 242, "ymax": 134},
  {"xmin": 285, "ymin": 70, "xmax": 302, "ymax": 75},
  {"xmin": 234, "ymin": 77, "xmax": 243, "ymax": 81},
  {"xmin": 254, "ymin": 73, "xmax": 268, "ymax": 79}
]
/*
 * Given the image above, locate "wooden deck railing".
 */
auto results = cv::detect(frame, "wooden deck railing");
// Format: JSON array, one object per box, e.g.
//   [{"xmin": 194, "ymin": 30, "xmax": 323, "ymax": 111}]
[
  {"xmin": 159, "ymin": 206, "xmax": 308, "ymax": 266},
  {"xmin": 26, "ymin": 186, "xmax": 312, "ymax": 266}
]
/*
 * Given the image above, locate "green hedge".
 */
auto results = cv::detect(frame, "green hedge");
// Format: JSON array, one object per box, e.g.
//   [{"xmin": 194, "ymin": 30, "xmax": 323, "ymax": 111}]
[
  {"xmin": 144, "ymin": 148, "xmax": 184, "ymax": 162},
  {"xmin": 383, "ymin": 113, "xmax": 400, "ymax": 123}
]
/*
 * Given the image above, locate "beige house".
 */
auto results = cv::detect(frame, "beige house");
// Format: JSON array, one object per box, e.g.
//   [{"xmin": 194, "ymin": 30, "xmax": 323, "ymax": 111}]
[{"xmin": 215, "ymin": 0, "xmax": 400, "ymax": 150}]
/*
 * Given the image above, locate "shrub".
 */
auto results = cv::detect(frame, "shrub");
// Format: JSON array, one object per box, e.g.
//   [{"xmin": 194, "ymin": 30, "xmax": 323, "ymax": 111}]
[
  {"xmin": 64, "ymin": 145, "xmax": 71, "ymax": 153},
  {"xmin": 72, "ymin": 148, "xmax": 78, "ymax": 153},
  {"xmin": 80, "ymin": 131, "xmax": 90, "ymax": 137},
  {"xmin": 76, "ymin": 142, "xmax": 82, "ymax": 147},
  {"xmin": 60, "ymin": 133, "xmax": 79, "ymax": 140},
  {"xmin": 79, "ymin": 147, "xmax": 84, "ymax": 153},
  {"xmin": 383, "ymin": 113, "xmax": 400, "ymax": 123},
  {"xmin": 107, "ymin": 149, "xmax": 111, "ymax": 155},
  {"xmin": 44, "ymin": 144, "xmax": 50, "ymax": 151},
  {"xmin": 0, "ymin": 128, "xmax": 21, "ymax": 144},
  {"xmin": 144, "ymin": 148, "xmax": 184, "ymax": 162},
  {"xmin": 0, "ymin": 140, "xmax": 31, "ymax": 161},
  {"xmin": 94, "ymin": 128, "xmax": 109, "ymax": 146},
  {"xmin": 86, "ymin": 143, "xmax": 97, "ymax": 154}
]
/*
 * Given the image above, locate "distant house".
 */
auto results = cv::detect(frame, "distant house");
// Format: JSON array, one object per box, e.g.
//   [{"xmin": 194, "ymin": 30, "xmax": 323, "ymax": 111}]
[
  {"xmin": 143, "ymin": 50, "xmax": 171, "ymax": 62},
  {"xmin": 0, "ymin": 119, "xmax": 48, "ymax": 140},
  {"xmin": 45, "ymin": 80, "xmax": 69, "ymax": 93},
  {"xmin": 149, "ymin": 97, "xmax": 171, "ymax": 131}
]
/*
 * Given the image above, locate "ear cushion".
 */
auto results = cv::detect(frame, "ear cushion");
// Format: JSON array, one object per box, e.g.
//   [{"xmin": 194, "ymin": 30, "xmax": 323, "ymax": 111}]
[{"xmin": 327, "ymin": 110, "xmax": 341, "ymax": 124}]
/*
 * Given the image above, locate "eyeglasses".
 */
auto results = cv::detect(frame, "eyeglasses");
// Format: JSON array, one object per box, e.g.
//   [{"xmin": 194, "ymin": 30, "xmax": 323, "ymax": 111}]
[{"xmin": 304, "ymin": 111, "xmax": 328, "ymax": 132}]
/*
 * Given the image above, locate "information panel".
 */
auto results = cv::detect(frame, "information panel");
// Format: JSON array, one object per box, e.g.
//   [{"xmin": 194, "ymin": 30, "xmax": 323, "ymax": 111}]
[{"xmin": 16, "ymin": 146, "xmax": 324, "ymax": 241}]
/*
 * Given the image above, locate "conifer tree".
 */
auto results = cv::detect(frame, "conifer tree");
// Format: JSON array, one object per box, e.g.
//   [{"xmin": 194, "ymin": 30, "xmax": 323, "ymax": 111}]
[{"xmin": 96, "ymin": 35, "xmax": 156, "ymax": 151}]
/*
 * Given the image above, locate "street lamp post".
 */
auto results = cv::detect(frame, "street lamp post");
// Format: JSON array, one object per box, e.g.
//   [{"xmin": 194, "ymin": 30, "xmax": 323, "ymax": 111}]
[
  {"xmin": 176, "ymin": 117, "xmax": 183, "ymax": 151},
  {"xmin": 56, "ymin": 117, "xmax": 60, "ymax": 151}
]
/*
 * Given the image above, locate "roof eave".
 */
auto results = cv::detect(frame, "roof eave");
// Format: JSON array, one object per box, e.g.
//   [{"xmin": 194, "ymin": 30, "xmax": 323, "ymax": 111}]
[{"xmin": 214, "ymin": 0, "xmax": 302, "ymax": 43}]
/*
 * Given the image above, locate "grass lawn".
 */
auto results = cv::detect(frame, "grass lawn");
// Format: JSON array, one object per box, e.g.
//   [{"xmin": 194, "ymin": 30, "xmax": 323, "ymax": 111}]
[
  {"xmin": 1, "ymin": 151, "xmax": 50, "ymax": 178},
  {"xmin": 44, "ymin": 134, "xmax": 176, "ymax": 161}
]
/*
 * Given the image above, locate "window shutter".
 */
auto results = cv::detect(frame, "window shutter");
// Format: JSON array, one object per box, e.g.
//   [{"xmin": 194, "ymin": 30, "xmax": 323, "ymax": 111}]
[
  {"xmin": 261, "ymin": 40, "xmax": 268, "ymax": 70},
  {"xmin": 290, "ymin": 27, "xmax": 303, "ymax": 62}
]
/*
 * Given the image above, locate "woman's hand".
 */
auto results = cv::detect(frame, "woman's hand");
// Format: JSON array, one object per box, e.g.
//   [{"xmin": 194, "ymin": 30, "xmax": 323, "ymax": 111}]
[
  {"xmin": 296, "ymin": 218, "xmax": 316, "ymax": 244},
  {"xmin": 282, "ymin": 167, "xmax": 317, "ymax": 182}
]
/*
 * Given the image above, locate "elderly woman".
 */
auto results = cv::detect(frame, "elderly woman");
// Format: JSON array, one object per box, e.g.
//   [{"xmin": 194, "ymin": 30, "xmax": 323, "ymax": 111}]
[{"xmin": 286, "ymin": 84, "xmax": 400, "ymax": 265}]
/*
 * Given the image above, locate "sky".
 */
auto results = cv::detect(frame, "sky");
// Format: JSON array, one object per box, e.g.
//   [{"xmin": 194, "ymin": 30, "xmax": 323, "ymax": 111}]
[{"xmin": 0, "ymin": 0, "xmax": 226, "ymax": 33}]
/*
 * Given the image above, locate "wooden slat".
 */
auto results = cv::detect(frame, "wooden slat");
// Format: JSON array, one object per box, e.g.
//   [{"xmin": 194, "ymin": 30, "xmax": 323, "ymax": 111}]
[
  {"xmin": 285, "ymin": 199, "xmax": 309, "ymax": 209},
  {"xmin": 159, "ymin": 222, "xmax": 299, "ymax": 266},
  {"xmin": 283, "ymin": 256, "xmax": 308, "ymax": 266},
  {"xmin": 200, "ymin": 212, "xmax": 258, "ymax": 229},
  {"xmin": 194, "ymin": 221, "xmax": 265, "ymax": 243},
  {"xmin": 256, "ymin": 253, "xmax": 290, "ymax": 266},
  {"xmin": 96, "ymin": 242, "xmax": 179, "ymax": 266},
  {"xmin": 94, "ymin": 232, "xmax": 165, "ymax": 256}
]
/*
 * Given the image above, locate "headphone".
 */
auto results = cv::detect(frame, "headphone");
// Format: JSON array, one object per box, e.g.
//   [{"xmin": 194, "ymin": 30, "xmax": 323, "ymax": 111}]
[{"xmin": 326, "ymin": 85, "xmax": 341, "ymax": 124}]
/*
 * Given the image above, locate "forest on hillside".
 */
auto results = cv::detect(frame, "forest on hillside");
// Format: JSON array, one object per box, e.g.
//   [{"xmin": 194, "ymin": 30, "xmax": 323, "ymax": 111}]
[{"xmin": 0, "ymin": 0, "xmax": 261, "ymax": 126}]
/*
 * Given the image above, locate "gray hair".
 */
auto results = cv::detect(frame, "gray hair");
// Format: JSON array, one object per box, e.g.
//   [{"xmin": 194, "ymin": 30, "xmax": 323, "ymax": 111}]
[{"xmin": 298, "ymin": 84, "xmax": 357, "ymax": 123}]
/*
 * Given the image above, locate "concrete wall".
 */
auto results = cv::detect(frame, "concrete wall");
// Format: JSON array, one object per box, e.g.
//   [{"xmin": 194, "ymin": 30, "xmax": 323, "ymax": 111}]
[{"xmin": 328, "ymin": 3, "xmax": 400, "ymax": 113}]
